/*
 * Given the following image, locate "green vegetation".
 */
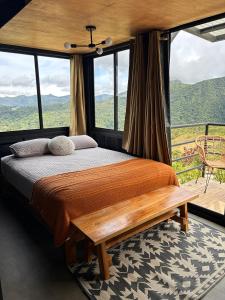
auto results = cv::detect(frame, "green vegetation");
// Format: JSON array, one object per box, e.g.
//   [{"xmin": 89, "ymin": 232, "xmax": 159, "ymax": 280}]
[
  {"xmin": 1, "ymin": 76, "xmax": 225, "ymax": 184},
  {"xmin": 0, "ymin": 95, "xmax": 69, "ymax": 131}
]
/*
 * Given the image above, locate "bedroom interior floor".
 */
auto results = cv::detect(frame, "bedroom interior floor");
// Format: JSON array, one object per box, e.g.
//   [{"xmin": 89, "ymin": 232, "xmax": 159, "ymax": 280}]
[{"xmin": 0, "ymin": 195, "xmax": 224, "ymax": 300}]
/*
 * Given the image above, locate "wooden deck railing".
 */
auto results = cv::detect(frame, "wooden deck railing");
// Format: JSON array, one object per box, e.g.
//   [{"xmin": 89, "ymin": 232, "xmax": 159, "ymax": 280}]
[{"xmin": 171, "ymin": 122, "xmax": 225, "ymax": 176}]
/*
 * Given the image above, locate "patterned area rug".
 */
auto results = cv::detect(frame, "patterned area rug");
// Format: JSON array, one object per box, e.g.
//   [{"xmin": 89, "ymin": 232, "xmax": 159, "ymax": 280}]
[{"xmin": 71, "ymin": 219, "xmax": 225, "ymax": 300}]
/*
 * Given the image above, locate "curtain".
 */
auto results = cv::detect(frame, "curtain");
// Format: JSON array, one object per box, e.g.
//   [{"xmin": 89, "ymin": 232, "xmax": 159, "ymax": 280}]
[
  {"xmin": 122, "ymin": 31, "xmax": 171, "ymax": 165},
  {"xmin": 69, "ymin": 55, "xmax": 86, "ymax": 136}
]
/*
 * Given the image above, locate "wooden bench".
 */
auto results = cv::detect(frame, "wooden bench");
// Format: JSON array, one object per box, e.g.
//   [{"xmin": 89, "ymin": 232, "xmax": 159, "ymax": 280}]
[{"xmin": 68, "ymin": 185, "xmax": 198, "ymax": 279}]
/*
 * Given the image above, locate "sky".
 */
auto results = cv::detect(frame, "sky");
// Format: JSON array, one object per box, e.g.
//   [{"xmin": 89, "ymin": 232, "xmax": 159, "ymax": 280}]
[
  {"xmin": 1, "ymin": 32, "xmax": 225, "ymax": 98},
  {"xmin": 0, "ymin": 52, "xmax": 70, "ymax": 97},
  {"xmin": 94, "ymin": 49, "xmax": 130, "ymax": 95},
  {"xmin": 170, "ymin": 30, "xmax": 225, "ymax": 84}
]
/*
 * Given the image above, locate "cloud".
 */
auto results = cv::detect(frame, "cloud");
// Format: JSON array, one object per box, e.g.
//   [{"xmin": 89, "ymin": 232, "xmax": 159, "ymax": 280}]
[
  {"xmin": 171, "ymin": 31, "xmax": 225, "ymax": 83},
  {"xmin": 94, "ymin": 50, "xmax": 129, "ymax": 95},
  {"xmin": 12, "ymin": 75, "xmax": 35, "ymax": 87},
  {"xmin": 0, "ymin": 52, "xmax": 70, "ymax": 97},
  {"xmin": 40, "ymin": 75, "xmax": 69, "ymax": 88}
]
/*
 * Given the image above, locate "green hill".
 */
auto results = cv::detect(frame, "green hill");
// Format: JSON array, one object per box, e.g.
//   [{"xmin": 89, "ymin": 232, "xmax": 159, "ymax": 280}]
[
  {"xmin": 1, "ymin": 76, "xmax": 225, "ymax": 132},
  {"xmin": 170, "ymin": 77, "xmax": 225, "ymax": 125}
]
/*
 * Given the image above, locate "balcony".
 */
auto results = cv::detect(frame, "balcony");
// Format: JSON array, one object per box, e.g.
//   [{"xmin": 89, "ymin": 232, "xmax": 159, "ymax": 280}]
[{"xmin": 171, "ymin": 122, "xmax": 225, "ymax": 218}]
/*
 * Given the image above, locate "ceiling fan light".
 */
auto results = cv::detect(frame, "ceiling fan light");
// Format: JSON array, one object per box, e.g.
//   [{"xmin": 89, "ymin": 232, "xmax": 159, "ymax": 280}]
[
  {"xmin": 96, "ymin": 47, "xmax": 103, "ymax": 55},
  {"xmin": 104, "ymin": 37, "xmax": 112, "ymax": 46},
  {"xmin": 64, "ymin": 42, "xmax": 71, "ymax": 49}
]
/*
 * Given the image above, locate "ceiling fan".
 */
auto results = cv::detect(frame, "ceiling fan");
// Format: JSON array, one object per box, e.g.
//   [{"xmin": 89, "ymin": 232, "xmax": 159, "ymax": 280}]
[{"xmin": 64, "ymin": 25, "xmax": 112, "ymax": 55}]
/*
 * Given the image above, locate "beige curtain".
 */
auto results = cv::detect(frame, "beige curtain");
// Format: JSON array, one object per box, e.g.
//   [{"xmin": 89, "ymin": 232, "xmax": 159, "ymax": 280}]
[
  {"xmin": 69, "ymin": 55, "xmax": 86, "ymax": 135},
  {"xmin": 122, "ymin": 31, "xmax": 171, "ymax": 165}
]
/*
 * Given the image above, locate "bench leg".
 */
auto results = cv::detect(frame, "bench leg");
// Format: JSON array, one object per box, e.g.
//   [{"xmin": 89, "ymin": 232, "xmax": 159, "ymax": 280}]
[
  {"xmin": 65, "ymin": 238, "xmax": 77, "ymax": 266},
  {"xmin": 97, "ymin": 243, "xmax": 110, "ymax": 280},
  {"xmin": 179, "ymin": 203, "xmax": 188, "ymax": 232}
]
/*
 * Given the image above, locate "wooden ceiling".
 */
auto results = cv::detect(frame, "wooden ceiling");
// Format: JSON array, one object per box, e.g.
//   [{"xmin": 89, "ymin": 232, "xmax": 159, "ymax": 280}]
[{"xmin": 1, "ymin": 0, "xmax": 225, "ymax": 53}]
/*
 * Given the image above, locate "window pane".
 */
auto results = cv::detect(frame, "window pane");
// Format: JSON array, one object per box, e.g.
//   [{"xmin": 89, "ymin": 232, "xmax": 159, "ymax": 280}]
[
  {"xmin": 0, "ymin": 52, "xmax": 39, "ymax": 132},
  {"xmin": 170, "ymin": 29, "xmax": 225, "ymax": 184},
  {"xmin": 38, "ymin": 56, "xmax": 70, "ymax": 128},
  {"xmin": 118, "ymin": 50, "xmax": 129, "ymax": 131},
  {"xmin": 94, "ymin": 54, "xmax": 114, "ymax": 129}
]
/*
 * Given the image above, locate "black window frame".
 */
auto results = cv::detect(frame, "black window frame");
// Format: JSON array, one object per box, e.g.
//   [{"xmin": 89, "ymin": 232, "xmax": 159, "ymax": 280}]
[
  {"xmin": 84, "ymin": 42, "xmax": 130, "ymax": 134},
  {"xmin": 0, "ymin": 44, "xmax": 71, "ymax": 133}
]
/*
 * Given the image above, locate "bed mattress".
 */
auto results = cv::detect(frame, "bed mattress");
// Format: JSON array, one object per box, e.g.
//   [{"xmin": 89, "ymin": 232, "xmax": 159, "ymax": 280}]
[{"xmin": 1, "ymin": 147, "xmax": 133, "ymax": 200}]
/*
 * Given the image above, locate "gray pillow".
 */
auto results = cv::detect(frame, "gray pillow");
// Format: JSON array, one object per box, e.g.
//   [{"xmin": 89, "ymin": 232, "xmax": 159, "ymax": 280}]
[
  {"xmin": 48, "ymin": 136, "xmax": 74, "ymax": 156},
  {"xmin": 69, "ymin": 135, "xmax": 98, "ymax": 149},
  {"xmin": 10, "ymin": 138, "xmax": 50, "ymax": 158}
]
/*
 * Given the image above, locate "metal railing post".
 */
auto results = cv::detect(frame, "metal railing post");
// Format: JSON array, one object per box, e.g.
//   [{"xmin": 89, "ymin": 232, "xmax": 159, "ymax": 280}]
[
  {"xmin": 171, "ymin": 122, "xmax": 225, "ymax": 178},
  {"xmin": 202, "ymin": 123, "xmax": 209, "ymax": 178}
]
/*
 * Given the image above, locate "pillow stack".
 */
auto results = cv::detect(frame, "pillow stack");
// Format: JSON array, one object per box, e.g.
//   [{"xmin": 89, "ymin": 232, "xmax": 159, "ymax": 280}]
[{"xmin": 9, "ymin": 135, "xmax": 98, "ymax": 158}]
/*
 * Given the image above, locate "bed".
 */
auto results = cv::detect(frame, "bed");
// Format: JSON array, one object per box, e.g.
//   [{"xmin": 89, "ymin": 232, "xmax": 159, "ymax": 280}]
[
  {"xmin": 1, "ymin": 147, "xmax": 178, "ymax": 247},
  {"xmin": 1, "ymin": 147, "xmax": 133, "ymax": 200}
]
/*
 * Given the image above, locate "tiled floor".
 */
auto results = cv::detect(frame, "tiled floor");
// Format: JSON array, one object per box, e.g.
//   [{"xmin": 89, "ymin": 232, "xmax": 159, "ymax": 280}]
[{"xmin": 183, "ymin": 178, "xmax": 225, "ymax": 215}]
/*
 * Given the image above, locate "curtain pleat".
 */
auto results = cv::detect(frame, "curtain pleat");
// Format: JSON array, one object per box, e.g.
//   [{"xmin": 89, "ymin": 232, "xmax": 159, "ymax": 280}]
[
  {"xmin": 69, "ymin": 55, "xmax": 86, "ymax": 136},
  {"xmin": 122, "ymin": 31, "xmax": 171, "ymax": 165}
]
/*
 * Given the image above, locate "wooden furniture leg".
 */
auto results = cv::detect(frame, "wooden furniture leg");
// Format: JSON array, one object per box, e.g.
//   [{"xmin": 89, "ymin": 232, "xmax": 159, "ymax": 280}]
[
  {"xmin": 84, "ymin": 239, "xmax": 94, "ymax": 263},
  {"xmin": 97, "ymin": 243, "xmax": 110, "ymax": 280},
  {"xmin": 65, "ymin": 237, "xmax": 77, "ymax": 266},
  {"xmin": 179, "ymin": 203, "xmax": 188, "ymax": 232}
]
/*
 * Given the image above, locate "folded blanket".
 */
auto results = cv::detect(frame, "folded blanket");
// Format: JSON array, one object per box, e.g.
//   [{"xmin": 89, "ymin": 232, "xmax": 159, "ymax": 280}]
[{"xmin": 32, "ymin": 158, "xmax": 178, "ymax": 246}]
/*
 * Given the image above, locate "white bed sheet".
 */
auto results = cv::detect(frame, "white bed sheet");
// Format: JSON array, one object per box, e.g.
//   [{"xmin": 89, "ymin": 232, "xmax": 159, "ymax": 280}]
[{"xmin": 1, "ymin": 147, "xmax": 133, "ymax": 200}]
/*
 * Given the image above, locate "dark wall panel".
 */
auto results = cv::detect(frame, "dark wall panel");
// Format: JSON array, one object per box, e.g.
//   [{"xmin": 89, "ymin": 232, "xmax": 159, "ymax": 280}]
[
  {"xmin": 90, "ymin": 129, "xmax": 123, "ymax": 152},
  {"xmin": 0, "ymin": 127, "xmax": 69, "ymax": 158},
  {"xmin": 0, "ymin": 0, "xmax": 31, "ymax": 28}
]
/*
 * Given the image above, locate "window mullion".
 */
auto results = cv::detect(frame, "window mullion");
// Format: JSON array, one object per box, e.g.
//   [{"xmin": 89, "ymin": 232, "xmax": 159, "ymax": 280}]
[
  {"xmin": 34, "ymin": 55, "xmax": 43, "ymax": 129},
  {"xmin": 114, "ymin": 52, "xmax": 118, "ymax": 131}
]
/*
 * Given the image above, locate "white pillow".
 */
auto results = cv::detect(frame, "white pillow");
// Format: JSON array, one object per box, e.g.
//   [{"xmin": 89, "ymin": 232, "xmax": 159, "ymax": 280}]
[
  {"xmin": 48, "ymin": 136, "xmax": 74, "ymax": 156},
  {"xmin": 69, "ymin": 135, "xmax": 98, "ymax": 150},
  {"xmin": 10, "ymin": 138, "xmax": 50, "ymax": 158}
]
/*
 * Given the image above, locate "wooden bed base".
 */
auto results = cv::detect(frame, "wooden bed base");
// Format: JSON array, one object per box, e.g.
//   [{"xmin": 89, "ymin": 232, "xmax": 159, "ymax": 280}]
[{"xmin": 65, "ymin": 185, "xmax": 198, "ymax": 279}]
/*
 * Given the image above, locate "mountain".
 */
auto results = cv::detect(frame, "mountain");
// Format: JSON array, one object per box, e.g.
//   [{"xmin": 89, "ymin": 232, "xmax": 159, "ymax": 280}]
[
  {"xmin": 170, "ymin": 77, "xmax": 225, "ymax": 125},
  {"xmin": 0, "ymin": 94, "xmax": 69, "ymax": 107},
  {"xmin": 95, "ymin": 94, "xmax": 113, "ymax": 102},
  {"xmin": 1, "ymin": 77, "xmax": 225, "ymax": 132}
]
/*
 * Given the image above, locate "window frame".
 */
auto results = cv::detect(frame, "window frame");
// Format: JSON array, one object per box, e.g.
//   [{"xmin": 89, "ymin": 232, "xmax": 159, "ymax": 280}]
[
  {"xmin": 0, "ymin": 44, "xmax": 71, "ymax": 132},
  {"xmin": 84, "ymin": 42, "xmax": 130, "ymax": 133}
]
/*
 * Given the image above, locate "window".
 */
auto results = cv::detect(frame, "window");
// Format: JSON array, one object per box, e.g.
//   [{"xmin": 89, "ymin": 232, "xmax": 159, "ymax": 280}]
[
  {"xmin": 0, "ymin": 50, "xmax": 70, "ymax": 132},
  {"xmin": 38, "ymin": 56, "xmax": 70, "ymax": 128},
  {"xmin": 94, "ymin": 54, "xmax": 114, "ymax": 129},
  {"xmin": 170, "ymin": 27, "xmax": 225, "ymax": 184},
  {"xmin": 94, "ymin": 49, "xmax": 129, "ymax": 131},
  {"xmin": 0, "ymin": 52, "xmax": 39, "ymax": 132},
  {"xmin": 118, "ymin": 50, "xmax": 129, "ymax": 130}
]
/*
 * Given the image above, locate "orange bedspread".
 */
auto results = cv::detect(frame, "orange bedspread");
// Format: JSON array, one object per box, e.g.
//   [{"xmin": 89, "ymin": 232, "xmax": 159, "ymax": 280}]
[{"xmin": 32, "ymin": 158, "xmax": 178, "ymax": 246}]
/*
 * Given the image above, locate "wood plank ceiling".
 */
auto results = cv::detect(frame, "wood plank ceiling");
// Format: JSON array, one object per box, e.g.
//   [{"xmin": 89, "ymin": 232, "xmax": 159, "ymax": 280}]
[{"xmin": 0, "ymin": 0, "xmax": 225, "ymax": 53}]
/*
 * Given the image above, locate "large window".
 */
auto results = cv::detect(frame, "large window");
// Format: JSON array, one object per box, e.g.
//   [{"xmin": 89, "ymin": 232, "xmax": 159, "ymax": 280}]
[
  {"xmin": 94, "ymin": 49, "xmax": 129, "ymax": 131},
  {"xmin": 0, "ymin": 52, "xmax": 39, "ymax": 131},
  {"xmin": 38, "ymin": 56, "xmax": 70, "ymax": 128},
  {"xmin": 0, "ymin": 51, "xmax": 70, "ymax": 132},
  {"xmin": 170, "ymin": 27, "xmax": 225, "ymax": 183}
]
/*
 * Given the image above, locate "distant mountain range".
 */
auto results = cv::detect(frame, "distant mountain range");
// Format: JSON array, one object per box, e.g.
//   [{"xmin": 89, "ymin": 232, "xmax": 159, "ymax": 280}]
[
  {"xmin": 0, "ymin": 91, "xmax": 128, "ymax": 107},
  {"xmin": 0, "ymin": 94, "xmax": 69, "ymax": 107},
  {"xmin": 1, "ymin": 77, "xmax": 225, "ymax": 127}
]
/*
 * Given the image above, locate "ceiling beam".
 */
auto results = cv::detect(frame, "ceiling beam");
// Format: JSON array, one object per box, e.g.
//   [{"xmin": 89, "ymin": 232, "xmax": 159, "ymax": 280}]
[
  {"xmin": 200, "ymin": 22, "xmax": 225, "ymax": 34},
  {"xmin": 0, "ymin": 0, "xmax": 31, "ymax": 28}
]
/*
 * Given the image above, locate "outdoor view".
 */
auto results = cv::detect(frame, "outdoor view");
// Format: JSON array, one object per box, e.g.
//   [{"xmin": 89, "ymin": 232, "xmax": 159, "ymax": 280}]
[
  {"xmin": 94, "ymin": 50, "xmax": 129, "ymax": 130},
  {"xmin": 170, "ymin": 30, "xmax": 225, "ymax": 183},
  {"xmin": 1, "ymin": 32, "xmax": 225, "ymax": 186},
  {"xmin": 0, "ymin": 52, "xmax": 70, "ymax": 131}
]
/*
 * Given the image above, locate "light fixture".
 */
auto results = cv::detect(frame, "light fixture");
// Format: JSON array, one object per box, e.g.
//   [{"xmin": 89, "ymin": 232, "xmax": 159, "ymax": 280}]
[{"xmin": 64, "ymin": 25, "xmax": 112, "ymax": 55}]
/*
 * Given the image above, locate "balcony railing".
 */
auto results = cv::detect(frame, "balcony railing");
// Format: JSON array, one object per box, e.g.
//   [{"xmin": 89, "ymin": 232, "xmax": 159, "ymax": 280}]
[{"xmin": 171, "ymin": 122, "xmax": 225, "ymax": 178}]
